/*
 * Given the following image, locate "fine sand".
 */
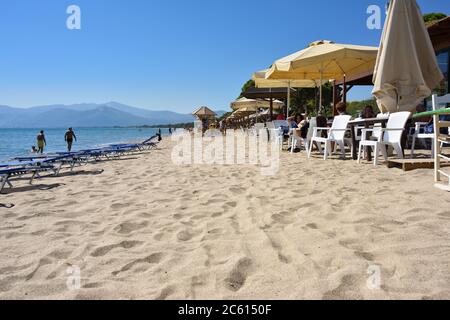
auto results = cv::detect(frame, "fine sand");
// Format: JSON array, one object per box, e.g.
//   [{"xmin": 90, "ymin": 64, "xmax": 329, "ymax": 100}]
[{"xmin": 0, "ymin": 138, "xmax": 449, "ymax": 300}]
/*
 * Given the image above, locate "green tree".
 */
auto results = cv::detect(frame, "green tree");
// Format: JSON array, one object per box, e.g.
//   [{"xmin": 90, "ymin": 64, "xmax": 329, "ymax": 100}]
[
  {"xmin": 289, "ymin": 82, "xmax": 335, "ymax": 116},
  {"xmin": 423, "ymin": 13, "xmax": 447, "ymax": 24},
  {"xmin": 218, "ymin": 112, "xmax": 233, "ymax": 122},
  {"xmin": 347, "ymin": 98, "xmax": 378, "ymax": 117},
  {"xmin": 239, "ymin": 80, "xmax": 255, "ymax": 98}
]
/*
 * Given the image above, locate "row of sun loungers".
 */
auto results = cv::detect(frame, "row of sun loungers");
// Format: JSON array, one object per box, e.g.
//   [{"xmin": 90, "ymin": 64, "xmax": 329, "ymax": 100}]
[{"xmin": 0, "ymin": 136, "xmax": 160, "ymax": 194}]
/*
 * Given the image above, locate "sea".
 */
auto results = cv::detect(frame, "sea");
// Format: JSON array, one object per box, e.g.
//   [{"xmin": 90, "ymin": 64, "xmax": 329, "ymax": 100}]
[{"xmin": 0, "ymin": 127, "xmax": 171, "ymax": 161}]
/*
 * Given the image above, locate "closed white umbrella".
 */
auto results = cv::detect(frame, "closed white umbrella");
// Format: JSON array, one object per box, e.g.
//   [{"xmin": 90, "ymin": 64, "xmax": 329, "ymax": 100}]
[{"xmin": 372, "ymin": 0, "xmax": 444, "ymax": 113}]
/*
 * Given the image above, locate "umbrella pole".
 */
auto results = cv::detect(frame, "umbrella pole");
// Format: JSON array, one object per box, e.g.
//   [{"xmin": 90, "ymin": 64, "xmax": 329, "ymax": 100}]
[
  {"xmin": 343, "ymin": 75, "xmax": 347, "ymax": 104},
  {"xmin": 287, "ymin": 82, "xmax": 291, "ymax": 118},
  {"xmin": 319, "ymin": 66, "xmax": 323, "ymax": 114},
  {"xmin": 269, "ymin": 89, "xmax": 274, "ymax": 121}
]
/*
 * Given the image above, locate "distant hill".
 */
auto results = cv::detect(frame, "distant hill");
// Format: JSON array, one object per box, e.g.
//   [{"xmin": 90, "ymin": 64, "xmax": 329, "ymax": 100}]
[{"xmin": 0, "ymin": 102, "xmax": 226, "ymax": 128}]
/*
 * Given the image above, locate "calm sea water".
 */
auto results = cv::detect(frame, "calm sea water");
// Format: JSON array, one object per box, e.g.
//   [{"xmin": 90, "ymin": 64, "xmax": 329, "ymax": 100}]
[{"xmin": 0, "ymin": 127, "xmax": 170, "ymax": 161}]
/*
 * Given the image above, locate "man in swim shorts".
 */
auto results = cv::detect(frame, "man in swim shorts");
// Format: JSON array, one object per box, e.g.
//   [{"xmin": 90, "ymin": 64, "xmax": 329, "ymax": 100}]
[{"xmin": 64, "ymin": 128, "xmax": 77, "ymax": 152}]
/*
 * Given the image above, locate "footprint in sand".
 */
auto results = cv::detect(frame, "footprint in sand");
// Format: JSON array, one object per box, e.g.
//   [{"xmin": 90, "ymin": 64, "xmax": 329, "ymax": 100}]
[
  {"xmin": 114, "ymin": 221, "xmax": 149, "ymax": 235},
  {"xmin": 90, "ymin": 241, "xmax": 143, "ymax": 257},
  {"xmin": 229, "ymin": 187, "xmax": 245, "ymax": 195},
  {"xmin": 177, "ymin": 230, "xmax": 194, "ymax": 242},
  {"xmin": 48, "ymin": 248, "xmax": 73, "ymax": 260},
  {"xmin": 271, "ymin": 212, "xmax": 295, "ymax": 225},
  {"xmin": 306, "ymin": 223, "xmax": 318, "ymax": 230},
  {"xmin": 354, "ymin": 251, "xmax": 375, "ymax": 262},
  {"xmin": 225, "ymin": 202, "xmax": 237, "ymax": 208},
  {"xmin": 266, "ymin": 235, "xmax": 292, "ymax": 264},
  {"xmin": 224, "ymin": 257, "xmax": 253, "ymax": 292},
  {"xmin": 25, "ymin": 257, "xmax": 53, "ymax": 281},
  {"xmin": 190, "ymin": 274, "xmax": 209, "ymax": 299},
  {"xmin": 173, "ymin": 214, "xmax": 183, "ymax": 220},
  {"xmin": 211, "ymin": 211, "xmax": 223, "ymax": 218},
  {"xmin": 112, "ymin": 252, "xmax": 164, "ymax": 276},
  {"xmin": 110, "ymin": 202, "xmax": 129, "ymax": 210},
  {"xmin": 203, "ymin": 199, "xmax": 223, "ymax": 206},
  {"xmin": 322, "ymin": 274, "xmax": 364, "ymax": 300},
  {"xmin": 0, "ymin": 262, "xmax": 34, "ymax": 275},
  {"xmin": 17, "ymin": 211, "xmax": 53, "ymax": 221},
  {"xmin": 155, "ymin": 285, "xmax": 176, "ymax": 300}
]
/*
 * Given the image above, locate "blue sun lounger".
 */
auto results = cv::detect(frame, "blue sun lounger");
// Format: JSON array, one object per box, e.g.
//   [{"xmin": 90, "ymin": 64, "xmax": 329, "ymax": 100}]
[
  {"xmin": 108, "ymin": 144, "xmax": 143, "ymax": 152},
  {"xmin": 109, "ymin": 135, "xmax": 160, "ymax": 151},
  {"xmin": 10, "ymin": 154, "xmax": 82, "ymax": 174},
  {"xmin": 0, "ymin": 165, "xmax": 55, "ymax": 194}
]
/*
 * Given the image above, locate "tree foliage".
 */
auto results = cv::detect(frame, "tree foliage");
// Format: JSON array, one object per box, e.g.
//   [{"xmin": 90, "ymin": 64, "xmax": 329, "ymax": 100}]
[
  {"xmin": 347, "ymin": 98, "xmax": 379, "ymax": 117},
  {"xmin": 289, "ymin": 82, "xmax": 335, "ymax": 116},
  {"xmin": 239, "ymin": 80, "xmax": 255, "ymax": 98},
  {"xmin": 423, "ymin": 13, "xmax": 447, "ymax": 24}
]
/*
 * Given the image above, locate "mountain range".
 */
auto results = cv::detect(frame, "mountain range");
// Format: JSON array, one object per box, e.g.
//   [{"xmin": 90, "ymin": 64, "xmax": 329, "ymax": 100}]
[{"xmin": 0, "ymin": 102, "xmax": 227, "ymax": 128}]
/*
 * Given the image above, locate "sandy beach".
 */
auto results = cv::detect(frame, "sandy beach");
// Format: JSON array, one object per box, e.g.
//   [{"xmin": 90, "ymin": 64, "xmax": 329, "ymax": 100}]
[{"xmin": 0, "ymin": 138, "xmax": 449, "ymax": 300}]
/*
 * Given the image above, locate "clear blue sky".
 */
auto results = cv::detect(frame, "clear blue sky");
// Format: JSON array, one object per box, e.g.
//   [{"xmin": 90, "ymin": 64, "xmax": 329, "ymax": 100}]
[{"xmin": 0, "ymin": 0, "xmax": 447, "ymax": 112}]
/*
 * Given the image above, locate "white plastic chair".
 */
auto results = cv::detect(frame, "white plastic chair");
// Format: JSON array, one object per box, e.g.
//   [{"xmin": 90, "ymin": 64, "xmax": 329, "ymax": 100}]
[
  {"xmin": 372, "ymin": 113, "xmax": 389, "ymax": 141},
  {"xmin": 410, "ymin": 122, "xmax": 435, "ymax": 158},
  {"xmin": 273, "ymin": 120, "xmax": 288, "ymax": 129},
  {"xmin": 290, "ymin": 117, "xmax": 318, "ymax": 153},
  {"xmin": 266, "ymin": 122, "xmax": 275, "ymax": 130},
  {"xmin": 308, "ymin": 115, "xmax": 351, "ymax": 160},
  {"xmin": 255, "ymin": 123, "xmax": 265, "ymax": 130},
  {"xmin": 251, "ymin": 123, "xmax": 266, "ymax": 138},
  {"xmin": 344, "ymin": 122, "xmax": 364, "ymax": 159},
  {"xmin": 272, "ymin": 128, "xmax": 283, "ymax": 148},
  {"xmin": 358, "ymin": 112, "xmax": 410, "ymax": 166},
  {"xmin": 270, "ymin": 121, "xmax": 287, "ymax": 149},
  {"xmin": 204, "ymin": 129, "xmax": 222, "ymax": 137},
  {"xmin": 355, "ymin": 113, "xmax": 391, "ymax": 159}
]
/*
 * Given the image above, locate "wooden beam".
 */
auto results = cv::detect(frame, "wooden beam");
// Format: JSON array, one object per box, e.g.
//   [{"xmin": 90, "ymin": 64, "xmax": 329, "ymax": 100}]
[
  {"xmin": 343, "ymin": 76, "xmax": 347, "ymax": 104},
  {"xmin": 333, "ymin": 81, "xmax": 338, "ymax": 116}
]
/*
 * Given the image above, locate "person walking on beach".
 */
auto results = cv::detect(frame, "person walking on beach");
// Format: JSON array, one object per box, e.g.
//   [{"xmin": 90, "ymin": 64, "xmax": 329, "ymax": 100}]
[
  {"xmin": 64, "ymin": 128, "xmax": 77, "ymax": 152},
  {"xmin": 36, "ymin": 130, "xmax": 46, "ymax": 154}
]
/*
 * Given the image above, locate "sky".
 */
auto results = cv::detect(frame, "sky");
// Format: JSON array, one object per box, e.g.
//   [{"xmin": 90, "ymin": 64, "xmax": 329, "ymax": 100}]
[{"xmin": 0, "ymin": 0, "xmax": 447, "ymax": 112}]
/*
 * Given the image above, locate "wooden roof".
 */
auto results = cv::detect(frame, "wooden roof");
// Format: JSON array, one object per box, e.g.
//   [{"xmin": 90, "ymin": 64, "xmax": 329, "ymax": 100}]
[
  {"xmin": 427, "ymin": 16, "xmax": 450, "ymax": 52},
  {"xmin": 337, "ymin": 16, "xmax": 450, "ymax": 86}
]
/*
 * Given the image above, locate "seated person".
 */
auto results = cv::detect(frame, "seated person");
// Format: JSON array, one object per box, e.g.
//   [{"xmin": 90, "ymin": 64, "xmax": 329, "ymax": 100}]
[
  {"xmin": 414, "ymin": 104, "xmax": 432, "ymax": 123},
  {"xmin": 362, "ymin": 105, "xmax": 376, "ymax": 119},
  {"xmin": 408, "ymin": 104, "xmax": 433, "ymax": 136},
  {"xmin": 316, "ymin": 114, "xmax": 328, "ymax": 137},
  {"xmin": 285, "ymin": 116, "xmax": 298, "ymax": 135},
  {"xmin": 336, "ymin": 102, "xmax": 349, "ymax": 116},
  {"xmin": 423, "ymin": 114, "xmax": 450, "ymax": 135},
  {"xmin": 295, "ymin": 114, "xmax": 309, "ymax": 139}
]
